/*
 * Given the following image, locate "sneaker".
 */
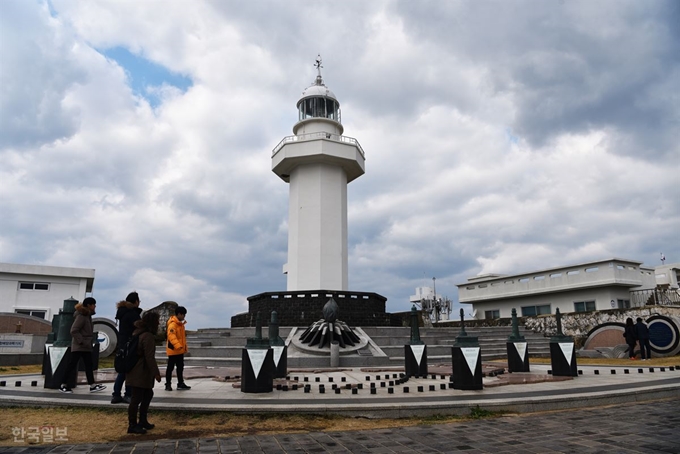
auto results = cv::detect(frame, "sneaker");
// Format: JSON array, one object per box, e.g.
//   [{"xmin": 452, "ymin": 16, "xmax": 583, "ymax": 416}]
[
  {"xmin": 177, "ymin": 383, "xmax": 191, "ymax": 390},
  {"xmin": 165, "ymin": 384, "xmax": 172, "ymax": 391},
  {"xmin": 122, "ymin": 395, "xmax": 131, "ymax": 404},
  {"xmin": 111, "ymin": 395, "xmax": 124, "ymax": 404},
  {"xmin": 90, "ymin": 384, "xmax": 106, "ymax": 393},
  {"xmin": 59, "ymin": 385, "xmax": 72, "ymax": 394},
  {"xmin": 140, "ymin": 421, "xmax": 155, "ymax": 430},
  {"xmin": 127, "ymin": 424, "xmax": 147, "ymax": 435}
]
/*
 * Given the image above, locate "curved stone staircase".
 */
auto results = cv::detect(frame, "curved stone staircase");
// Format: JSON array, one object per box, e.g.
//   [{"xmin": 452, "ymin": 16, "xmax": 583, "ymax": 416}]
[{"xmin": 155, "ymin": 325, "xmax": 551, "ymax": 368}]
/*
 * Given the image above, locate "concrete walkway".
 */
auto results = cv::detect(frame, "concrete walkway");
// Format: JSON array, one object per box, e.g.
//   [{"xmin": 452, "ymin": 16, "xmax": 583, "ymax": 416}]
[{"xmin": 0, "ymin": 363, "xmax": 679, "ymax": 453}]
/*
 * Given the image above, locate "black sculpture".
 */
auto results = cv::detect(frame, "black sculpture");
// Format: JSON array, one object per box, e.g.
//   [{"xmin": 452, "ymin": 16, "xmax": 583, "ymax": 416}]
[{"xmin": 298, "ymin": 298, "xmax": 360, "ymax": 349}]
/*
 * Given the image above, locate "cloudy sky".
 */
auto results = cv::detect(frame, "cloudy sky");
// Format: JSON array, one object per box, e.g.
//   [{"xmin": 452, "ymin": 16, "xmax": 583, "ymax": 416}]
[{"xmin": 2, "ymin": 0, "xmax": 678, "ymax": 328}]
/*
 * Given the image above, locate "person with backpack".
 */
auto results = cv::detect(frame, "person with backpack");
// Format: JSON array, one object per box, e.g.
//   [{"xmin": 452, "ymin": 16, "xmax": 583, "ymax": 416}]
[
  {"xmin": 111, "ymin": 292, "xmax": 143, "ymax": 404},
  {"xmin": 636, "ymin": 317, "xmax": 652, "ymax": 360},
  {"xmin": 59, "ymin": 297, "xmax": 107, "ymax": 394},
  {"xmin": 165, "ymin": 306, "xmax": 191, "ymax": 391},
  {"xmin": 126, "ymin": 311, "xmax": 161, "ymax": 434}
]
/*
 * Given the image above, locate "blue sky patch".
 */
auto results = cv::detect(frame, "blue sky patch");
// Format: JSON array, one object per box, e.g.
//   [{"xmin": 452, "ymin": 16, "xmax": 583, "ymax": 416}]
[{"xmin": 101, "ymin": 46, "xmax": 192, "ymax": 108}]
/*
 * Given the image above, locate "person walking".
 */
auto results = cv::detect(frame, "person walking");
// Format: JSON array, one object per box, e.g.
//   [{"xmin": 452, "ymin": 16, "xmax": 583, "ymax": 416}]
[
  {"xmin": 165, "ymin": 306, "xmax": 191, "ymax": 391},
  {"xmin": 636, "ymin": 317, "xmax": 652, "ymax": 360},
  {"xmin": 623, "ymin": 317, "xmax": 638, "ymax": 360},
  {"xmin": 126, "ymin": 311, "xmax": 161, "ymax": 434},
  {"xmin": 111, "ymin": 291, "xmax": 143, "ymax": 404},
  {"xmin": 59, "ymin": 297, "xmax": 107, "ymax": 394}
]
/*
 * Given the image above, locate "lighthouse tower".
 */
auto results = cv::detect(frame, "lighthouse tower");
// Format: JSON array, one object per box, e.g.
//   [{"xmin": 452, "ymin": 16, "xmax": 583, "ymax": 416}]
[{"xmin": 272, "ymin": 57, "xmax": 365, "ymax": 291}]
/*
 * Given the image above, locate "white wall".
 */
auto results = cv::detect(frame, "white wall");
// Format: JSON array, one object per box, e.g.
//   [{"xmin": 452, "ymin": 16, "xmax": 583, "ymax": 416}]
[
  {"xmin": 287, "ymin": 163, "xmax": 348, "ymax": 291},
  {"xmin": 0, "ymin": 264, "xmax": 94, "ymax": 321}
]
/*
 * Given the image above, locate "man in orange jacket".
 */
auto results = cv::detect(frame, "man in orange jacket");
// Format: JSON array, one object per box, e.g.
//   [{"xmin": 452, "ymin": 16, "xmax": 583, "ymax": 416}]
[{"xmin": 165, "ymin": 306, "xmax": 190, "ymax": 391}]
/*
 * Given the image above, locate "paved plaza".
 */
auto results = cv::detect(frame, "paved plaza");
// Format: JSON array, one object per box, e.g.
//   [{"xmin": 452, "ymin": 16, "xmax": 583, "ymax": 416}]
[
  {"xmin": 0, "ymin": 398, "xmax": 679, "ymax": 453},
  {"xmin": 0, "ymin": 363, "xmax": 679, "ymax": 453}
]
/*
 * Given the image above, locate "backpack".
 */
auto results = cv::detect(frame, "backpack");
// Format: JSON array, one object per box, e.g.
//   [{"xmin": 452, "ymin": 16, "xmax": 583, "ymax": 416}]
[{"xmin": 114, "ymin": 335, "xmax": 140, "ymax": 374}]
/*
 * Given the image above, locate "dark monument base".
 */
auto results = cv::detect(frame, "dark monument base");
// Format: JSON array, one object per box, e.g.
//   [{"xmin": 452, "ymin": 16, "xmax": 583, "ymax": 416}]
[
  {"xmin": 232, "ymin": 290, "xmax": 391, "ymax": 327},
  {"xmin": 241, "ymin": 348, "xmax": 274, "ymax": 393},
  {"xmin": 549, "ymin": 340, "xmax": 577, "ymax": 377},
  {"xmin": 507, "ymin": 341, "xmax": 530, "ymax": 373},
  {"xmin": 451, "ymin": 346, "xmax": 483, "ymax": 390},
  {"xmin": 43, "ymin": 345, "xmax": 77, "ymax": 389},
  {"xmin": 272, "ymin": 345, "xmax": 288, "ymax": 379},
  {"xmin": 404, "ymin": 345, "xmax": 428, "ymax": 377}
]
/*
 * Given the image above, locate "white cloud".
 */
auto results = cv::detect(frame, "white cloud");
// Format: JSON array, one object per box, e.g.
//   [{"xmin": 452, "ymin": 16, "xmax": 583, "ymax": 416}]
[{"xmin": 1, "ymin": 0, "xmax": 678, "ymax": 326}]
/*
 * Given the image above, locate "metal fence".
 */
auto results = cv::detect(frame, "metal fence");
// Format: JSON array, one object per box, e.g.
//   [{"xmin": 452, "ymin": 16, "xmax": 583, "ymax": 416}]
[
  {"xmin": 272, "ymin": 132, "xmax": 365, "ymax": 158},
  {"xmin": 630, "ymin": 288, "xmax": 680, "ymax": 307}
]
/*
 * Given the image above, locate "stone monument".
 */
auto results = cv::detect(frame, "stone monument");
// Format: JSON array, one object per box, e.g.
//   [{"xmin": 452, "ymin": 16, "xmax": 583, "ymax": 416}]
[
  {"xmin": 549, "ymin": 308, "xmax": 577, "ymax": 377},
  {"xmin": 404, "ymin": 305, "xmax": 428, "ymax": 377},
  {"xmin": 451, "ymin": 309, "xmax": 482, "ymax": 390},
  {"xmin": 506, "ymin": 308, "xmax": 530, "ymax": 372},
  {"xmin": 240, "ymin": 312, "xmax": 274, "ymax": 393}
]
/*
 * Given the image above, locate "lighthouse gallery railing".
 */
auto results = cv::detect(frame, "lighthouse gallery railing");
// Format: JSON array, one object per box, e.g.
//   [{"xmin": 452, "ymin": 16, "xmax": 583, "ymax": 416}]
[{"xmin": 272, "ymin": 132, "xmax": 365, "ymax": 159}]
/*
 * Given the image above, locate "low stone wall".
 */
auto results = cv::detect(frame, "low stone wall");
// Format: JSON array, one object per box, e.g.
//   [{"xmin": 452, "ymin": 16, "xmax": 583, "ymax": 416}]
[
  {"xmin": 232, "ymin": 291, "xmax": 392, "ymax": 327},
  {"xmin": 0, "ymin": 333, "xmax": 48, "ymax": 366},
  {"xmin": 0, "ymin": 313, "xmax": 52, "ymax": 334},
  {"xmin": 524, "ymin": 306, "xmax": 680, "ymax": 339}
]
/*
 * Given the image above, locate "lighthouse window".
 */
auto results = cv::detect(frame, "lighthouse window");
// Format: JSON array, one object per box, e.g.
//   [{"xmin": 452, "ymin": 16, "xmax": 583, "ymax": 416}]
[
  {"xmin": 325, "ymin": 99, "xmax": 337, "ymax": 120},
  {"xmin": 299, "ymin": 98, "xmax": 340, "ymax": 120}
]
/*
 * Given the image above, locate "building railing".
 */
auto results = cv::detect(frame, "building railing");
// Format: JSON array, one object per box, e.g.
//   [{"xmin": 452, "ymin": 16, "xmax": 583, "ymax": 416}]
[
  {"xmin": 630, "ymin": 288, "xmax": 680, "ymax": 307},
  {"xmin": 272, "ymin": 132, "xmax": 365, "ymax": 158}
]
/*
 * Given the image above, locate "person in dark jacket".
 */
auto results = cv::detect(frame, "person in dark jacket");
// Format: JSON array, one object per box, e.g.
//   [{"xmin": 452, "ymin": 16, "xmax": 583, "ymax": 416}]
[
  {"xmin": 635, "ymin": 317, "xmax": 652, "ymax": 360},
  {"xmin": 623, "ymin": 317, "xmax": 638, "ymax": 360},
  {"xmin": 59, "ymin": 297, "xmax": 107, "ymax": 393},
  {"xmin": 111, "ymin": 292, "xmax": 143, "ymax": 404},
  {"xmin": 126, "ymin": 311, "xmax": 161, "ymax": 434}
]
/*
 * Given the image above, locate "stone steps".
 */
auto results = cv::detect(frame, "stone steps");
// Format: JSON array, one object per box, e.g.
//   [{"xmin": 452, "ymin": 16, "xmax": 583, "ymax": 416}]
[{"xmin": 156, "ymin": 325, "xmax": 551, "ymax": 366}]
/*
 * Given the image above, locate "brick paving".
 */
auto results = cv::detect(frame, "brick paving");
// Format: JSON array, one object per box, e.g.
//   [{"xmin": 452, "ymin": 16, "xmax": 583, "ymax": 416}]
[{"xmin": 1, "ymin": 398, "xmax": 678, "ymax": 453}]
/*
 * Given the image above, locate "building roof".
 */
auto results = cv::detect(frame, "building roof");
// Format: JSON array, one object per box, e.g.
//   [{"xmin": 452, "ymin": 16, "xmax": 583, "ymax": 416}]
[
  {"xmin": 457, "ymin": 258, "xmax": 647, "ymax": 286},
  {"xmin": 0, "ymin": 262, "xmax": 95, "ymax": 292}
]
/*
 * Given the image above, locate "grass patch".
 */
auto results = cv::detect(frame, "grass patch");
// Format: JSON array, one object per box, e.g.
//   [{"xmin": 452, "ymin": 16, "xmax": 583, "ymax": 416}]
[
  {"xmin": 469, "ymin": 406, "xmax": 499, "ymax": 419},
  {"xmin": 0, "ymin": 406, "xmax": 449, "ymax": 446}
]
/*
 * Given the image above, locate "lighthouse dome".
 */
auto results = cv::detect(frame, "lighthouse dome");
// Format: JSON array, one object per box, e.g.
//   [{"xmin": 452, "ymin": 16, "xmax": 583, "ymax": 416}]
[{"xmin": 300, "ymin": 83, "xmax": 337, "ymax": 102}]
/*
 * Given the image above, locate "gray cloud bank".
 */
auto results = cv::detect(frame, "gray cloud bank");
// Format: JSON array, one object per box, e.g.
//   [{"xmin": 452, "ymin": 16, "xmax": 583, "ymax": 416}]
[{"xmin": 1, "ymin": 0, "xmax": 678, "ymax": 327}]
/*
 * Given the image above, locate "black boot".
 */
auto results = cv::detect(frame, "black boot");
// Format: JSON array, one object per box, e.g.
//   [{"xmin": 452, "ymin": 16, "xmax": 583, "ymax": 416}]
[
  {"xmin": 165, "ymin": 383, "xmax": 172, "ymax": 391},
  {"xmin": 127, "ymin": 424, "xmax": 147, "ymax": 435},
  {"xmin": 139, "ymin": 412, "xmax": 155, "ymax": 430}
]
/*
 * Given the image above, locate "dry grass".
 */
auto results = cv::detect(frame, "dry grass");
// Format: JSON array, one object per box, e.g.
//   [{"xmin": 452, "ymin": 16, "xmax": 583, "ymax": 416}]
[{"xmin": 0, "ymin": 406, "xmax": 477, "ymax": 446}]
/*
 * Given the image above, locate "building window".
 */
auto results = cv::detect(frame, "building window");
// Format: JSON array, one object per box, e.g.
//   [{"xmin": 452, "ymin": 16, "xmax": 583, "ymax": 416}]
[
  {"xmin": 18, "ymin": 282, "xmax": 50, "ymax": 291},
  {"xmin": 485, "ymin": 310, "xmax": 500, "ymax": 320},
  {"xmin": 521, "ymin": 305, "xmax": 551, "ymax": 316},
  {"xmin": 617, "ymin": 299, "xmax": 631, "ymax": 309},
  {"xmin": 574, "ymin": 301, "xmax": 596, "ymax": 312},
  {"xmin": 15, "ymin": 309, "xmax": 47, "ymax": 319}
]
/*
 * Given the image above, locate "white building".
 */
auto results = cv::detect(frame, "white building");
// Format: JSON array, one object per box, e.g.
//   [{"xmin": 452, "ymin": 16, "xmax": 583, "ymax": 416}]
[
  {"xmin": 457, "ymin": 258, "xmax": 657, "ymax": 320},
  {"xmin": 654, "ymin": 263, "xmax": 680, "ymax": 289},
  {"xmin": 0, "ymin": 263, "xmax": 95, "ymax": 321},
  {"xmin": 272, "ymin": 57, "xmax": 365, "ymax": 291}
]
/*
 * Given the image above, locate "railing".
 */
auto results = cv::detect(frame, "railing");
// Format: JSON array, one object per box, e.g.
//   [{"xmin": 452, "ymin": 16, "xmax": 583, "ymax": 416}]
[
  {"xmin": 272, "ymin": 132, "xmax": 365, "ymax": 158},
  {"xmin": 630, "ymin": 288, "xmax": 680, "ymax": 307}
]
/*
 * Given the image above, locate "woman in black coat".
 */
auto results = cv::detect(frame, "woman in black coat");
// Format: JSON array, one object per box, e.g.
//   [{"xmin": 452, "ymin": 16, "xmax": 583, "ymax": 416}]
[
  {"xmin": 624, "ymin": 317, "xmax": 638, "ymax": 360},
  {"xmin": 126, "ymin": 311, "xmax": 161, "ymax": 434}
]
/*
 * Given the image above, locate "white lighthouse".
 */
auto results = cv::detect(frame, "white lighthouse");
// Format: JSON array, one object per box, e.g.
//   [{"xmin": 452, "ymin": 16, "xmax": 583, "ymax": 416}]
[{"xmin": 272, "ymin": 57, "xmax": 365, "ymax": 291}]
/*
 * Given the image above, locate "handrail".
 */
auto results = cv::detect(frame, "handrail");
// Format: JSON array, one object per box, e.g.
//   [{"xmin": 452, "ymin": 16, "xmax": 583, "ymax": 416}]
[{"xmin": 272, "ymin": 132, "xmax": 365, "ymax": 158}]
